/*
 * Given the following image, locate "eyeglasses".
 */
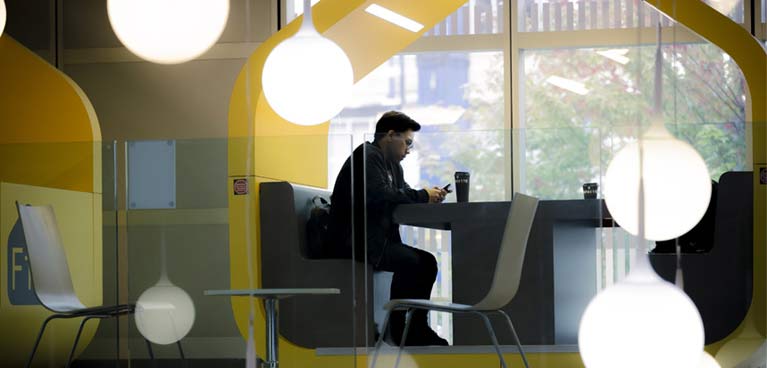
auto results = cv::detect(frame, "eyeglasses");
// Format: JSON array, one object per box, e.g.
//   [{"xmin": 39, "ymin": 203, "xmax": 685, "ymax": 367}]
[{"xmin": 395, "ymin": 133, "xmax": 414, "ymax": 149}]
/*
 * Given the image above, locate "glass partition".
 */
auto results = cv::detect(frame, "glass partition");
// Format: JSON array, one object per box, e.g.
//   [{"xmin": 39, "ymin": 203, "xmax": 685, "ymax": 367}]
[
  {"xmin": 0, "ymin": 123, "xmax": 757, "ymax": 365},
  {"xmin": 357, "ymin": 121, "xmax": 755, "ymax": 366},
  {"xmin": 122, "ymin": 138, "xmax": 235, "ymax": 362},
  {"xmin": 360, "ymin": 129, "xmax": 604, "ymax": 368},
  {"xmin": 0, "ymin": 140, "xmax": 118, "ymax": 366},
  {"xmin": 122, "ymin": 135, "xmax": 359, "ymax": 368}
]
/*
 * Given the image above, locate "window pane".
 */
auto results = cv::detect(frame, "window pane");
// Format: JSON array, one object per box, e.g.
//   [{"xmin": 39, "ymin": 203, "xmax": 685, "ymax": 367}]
[
  {"xmin": 521, "ymin": 44, "xmax": 747, "ymax": 199},
  {"xmin": 330, "ymin": 50, "xmax": 505, "ymax": 345},
  {"xmin": 285, "ymin": 0, "xmax": 321, "ymax": 23},
  {"xmin": 703, "ymin": 0, "xmax": 745, "ymax": 23},
  {"xmin": 517, "ymin": 0, "xmax": 744, "ymax": 33},
  {"xmin": 424, "ymin": 0, "xmax": 505, "ymax": 36},
  {"xmin": 518, "ymin": 0, "xmax": 675, "ymax": 32},
  {"xmin": 285, "ymin": 0, "xmax": 506, "ymax": 36}
]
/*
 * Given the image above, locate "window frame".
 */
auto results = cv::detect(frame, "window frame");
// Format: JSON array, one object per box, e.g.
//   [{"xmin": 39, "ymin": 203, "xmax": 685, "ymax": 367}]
[{"xmin": 279, "ymin": 0, "xmax": 756, "ymax": 198}]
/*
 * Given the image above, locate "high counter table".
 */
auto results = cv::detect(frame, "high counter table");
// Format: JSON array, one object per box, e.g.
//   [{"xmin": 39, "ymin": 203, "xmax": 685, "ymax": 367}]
[
  {"xmin": 204, "ymin": 288, "xmax": 340, "ymax": 368},
  {"xmin": 393, "ymin": 200, "xmax": 610, "ymax": 345}
]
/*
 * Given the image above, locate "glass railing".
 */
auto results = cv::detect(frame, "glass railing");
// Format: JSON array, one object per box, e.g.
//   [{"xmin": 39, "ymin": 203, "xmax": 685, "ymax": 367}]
[
  {"xmin": 356, "ymin": 124, "xmax": 756, "ymax": 367},
  {"xmin": 122, "ymin": 135, "xmax": 358, "ymax": 368},
  {"xmin": 0, "ymin": 124, "xmax": 761, "ymax": 367}
]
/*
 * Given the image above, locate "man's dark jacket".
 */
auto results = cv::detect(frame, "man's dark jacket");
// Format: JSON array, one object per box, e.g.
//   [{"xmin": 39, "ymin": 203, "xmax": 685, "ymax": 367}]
[{"xmin": 327, "ymin": 142, "xmax": 429, "ymax": 266}]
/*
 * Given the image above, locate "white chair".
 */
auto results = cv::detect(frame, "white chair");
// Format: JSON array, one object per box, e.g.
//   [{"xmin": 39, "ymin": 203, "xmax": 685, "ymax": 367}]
[
  {"xmin": 370, "ymin": 193, "xmax": 539, "ymax": 368},
  {"xmin": 15, "ymin": 202, "xmax": 157, "ymax": 368}
]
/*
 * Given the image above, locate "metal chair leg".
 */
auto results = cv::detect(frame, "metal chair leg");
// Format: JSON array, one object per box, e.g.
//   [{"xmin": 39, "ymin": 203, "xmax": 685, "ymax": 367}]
[
  {"xmin": 476, "ymin": 312, "xmax": 507, "ymax": 368},
  {"xmin": 394, "ymin": 309, "xmax": 414, "ymax": 368},
  {"xmin": 66, "ymin": 316, "xmax": 104, "ymax": 368},
  {"xmin": 145, "ymin": 338, "xmax": 155, "ymax": 360},
  {"xmin": 497, "ymin": 310, "xmax": 530, "ymax": 368},
  {"xmin": 177, "ymin": 340, "xmax": 186, "ymax": 359},
  {"xmin": 26, "ymin": 314, "xmax": 62, "ymax": 368},
  {"xmin": 370, "ymin": 309, "xmax": 392, "ymax": 368}
]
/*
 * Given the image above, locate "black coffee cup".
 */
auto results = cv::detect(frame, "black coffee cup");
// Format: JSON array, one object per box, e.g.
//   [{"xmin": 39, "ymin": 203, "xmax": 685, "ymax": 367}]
[
  {"xmin": 583, "ymin": 182, "xmax": 598, "ymax": 199},
  {"xmin": 455, "ymin": 172, "xmax": 470, "ymax": 202}
]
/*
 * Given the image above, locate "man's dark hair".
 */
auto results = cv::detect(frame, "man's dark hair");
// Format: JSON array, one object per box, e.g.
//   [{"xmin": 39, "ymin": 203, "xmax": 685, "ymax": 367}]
[{"xmin": 373, "ymin": 111, "xmax": 421, "ymax": 142}]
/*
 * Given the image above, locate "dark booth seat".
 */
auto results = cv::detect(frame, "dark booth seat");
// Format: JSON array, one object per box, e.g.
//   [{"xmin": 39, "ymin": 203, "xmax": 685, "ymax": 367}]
[
  {"xmin": 650, "ymin": 171, "xmax": 753, "ymax": 344},
  {"xmin": 390, "ymin": 171, "xmax": 753, "ymax": 346},
  {"xmin": 259, "ymin": 181, "xmax": 373, "ymax": 349},
  {"xmin": 259, "ymin": 171, "xmax": 753, "ymax": 348}
]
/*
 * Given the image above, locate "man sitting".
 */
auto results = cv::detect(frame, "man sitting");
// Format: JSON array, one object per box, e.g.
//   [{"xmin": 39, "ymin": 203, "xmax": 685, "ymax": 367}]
[{"xmin": 327, "ymin": 111, "xmax": 449, "ymax": 346}]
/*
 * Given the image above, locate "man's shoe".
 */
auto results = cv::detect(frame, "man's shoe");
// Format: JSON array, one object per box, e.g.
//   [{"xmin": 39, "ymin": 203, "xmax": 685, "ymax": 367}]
[
  {"xmin": 419, "ymin": 327, "xmax": 449, "ymax": 346},
  {"xmin": 402, "ymin": 326, "xmax": 449, "ymax": 346}
]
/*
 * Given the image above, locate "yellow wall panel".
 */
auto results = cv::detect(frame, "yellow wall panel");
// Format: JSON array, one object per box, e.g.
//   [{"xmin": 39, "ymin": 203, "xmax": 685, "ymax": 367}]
[
  {"xmin": 227, "ymin": 1, "xmax": 467, "ymax": 366},
  {"xmin": 0, "ymin": 183, "xmax": 101, "ymax": 367},
  {"xmin": 0, "ymin": 36, "xmax": 102, "ymax": 366},
  {"xmin": 228, "ymin": 1, "xmax": 767, "ymax": 367},
  {"xmin": 649, "ymin": 3, "xmax": 767, "ymax": 363},
  {"xmin": 0, "ymin": 37, "xmax": 102, "ymax": 194}
]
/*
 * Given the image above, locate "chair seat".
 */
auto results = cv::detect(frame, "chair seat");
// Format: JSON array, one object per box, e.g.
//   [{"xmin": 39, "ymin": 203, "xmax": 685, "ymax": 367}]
[
  {"xmin": 372, "ymin": 194, "xmax": 538, "ymax": 368},
  {"xmin": 45, "ymin": 304, "xmax": 135, "ymax": 317},
  {"xmin": 384, "ymin": 299, "xmax": 476, "ymax": 313},
  {"xmin": 69, "ymin": 304, "xmax": 134, "ymax": 317},
  {"xmin": 42, "ymin": 296, "xmax": 87, "ymax": 313}
]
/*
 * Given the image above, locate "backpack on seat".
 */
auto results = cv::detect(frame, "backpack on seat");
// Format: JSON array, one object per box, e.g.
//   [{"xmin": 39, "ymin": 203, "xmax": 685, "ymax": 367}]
[{"xmin": 306, "ymin": 195, "xmax": 331, "ymax": 259}]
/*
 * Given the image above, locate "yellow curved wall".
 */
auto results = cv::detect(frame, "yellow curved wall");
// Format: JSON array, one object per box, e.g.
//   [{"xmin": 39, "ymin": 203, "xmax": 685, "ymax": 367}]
[
  {"xmin": 0, "ymin": 36, "xmax": 103, "ymax": 367},
  {"xmin": 227, "ymin": 1, "xmax": 473, "ymax": 367},
  {"xmin": 647, "ymin": 2, "xmax": 767, "ymax": 365},
  {"xmin": 228, "ymin": 1, "xmax": 767, "ymax": 367}
]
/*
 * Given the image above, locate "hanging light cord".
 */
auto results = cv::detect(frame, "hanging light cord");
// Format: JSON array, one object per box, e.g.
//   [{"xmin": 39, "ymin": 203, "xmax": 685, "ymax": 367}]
[
  {"xmin": 671, "ymin": 2, "xmax": 685, "ymax": 289},
  {"xmin": 636, "ymin": 5, "xmax": 665, "ymax": 268},
  {"xmin": 243, "ymin": 0, "xmax": 259, "ymax": 366}
]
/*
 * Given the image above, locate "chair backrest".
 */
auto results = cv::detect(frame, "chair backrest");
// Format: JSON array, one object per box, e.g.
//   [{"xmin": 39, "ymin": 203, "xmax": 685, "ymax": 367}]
[
  {"xmin": 16, "ymin": 202, "xmax": 85, "ymax": 312},
  {"xmin": 473, "ymin": 193, "xmax": 539, "ymax": 311},
  {"xmin": 260, "ymin": 181, "xmax": 333, "ymax": 260}
]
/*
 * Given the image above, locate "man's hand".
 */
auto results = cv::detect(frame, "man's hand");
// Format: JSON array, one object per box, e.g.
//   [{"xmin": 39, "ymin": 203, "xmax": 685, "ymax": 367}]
[{"xmin": 426, "ymin": 187, "xmax": 448, "ymax": 203}]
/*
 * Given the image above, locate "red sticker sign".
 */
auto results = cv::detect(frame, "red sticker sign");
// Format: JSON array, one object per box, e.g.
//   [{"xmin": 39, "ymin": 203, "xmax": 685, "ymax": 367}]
[{"xmin": 233, "ymin": 179, "xmax": 249, "ymax": 195}]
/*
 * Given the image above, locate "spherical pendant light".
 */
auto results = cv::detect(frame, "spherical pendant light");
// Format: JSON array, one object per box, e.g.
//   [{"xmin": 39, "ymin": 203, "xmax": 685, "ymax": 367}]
[
  {"xmin": 135, "ymin": 280, "xmax": 196, "ymax": 345},
  {"xmin": 604, "ymin": 125, "xmax": 711, "ymax": 241},
  {"xmin": 580, "ymin": 19, "xmax": 708, "ymax": 368},
  {"xmin": 578, "ymin": 260, "xmax": 705, "ymax": 368},
  {"xmin": 134, "ymin": 234, "xmax": 195, "ymax": 345},
  {"xmin": 261, "ymin": 0, "xmax": 354, "ymax": 126},
  {"xmin": 107, "ymin": 0, "xmax": 229, "ymax": 64},
  {"xmin": 0, "ymin": 0, "xmax": 6, "ymax": 38},
  {"xmin": 603, "ymin": 20, "xmax": 711, "ymax": 241}
]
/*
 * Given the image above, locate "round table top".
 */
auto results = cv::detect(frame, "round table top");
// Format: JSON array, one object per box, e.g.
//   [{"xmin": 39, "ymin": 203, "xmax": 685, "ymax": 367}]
[{"xmin": 204, "ymin": 288, "xmax": 340, "ymax": 299}]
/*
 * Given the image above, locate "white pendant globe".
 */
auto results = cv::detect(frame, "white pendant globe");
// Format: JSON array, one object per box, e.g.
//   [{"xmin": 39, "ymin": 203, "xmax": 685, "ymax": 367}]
[
  {"xmin": 262, "ymin": 20, "xmax": 353, "ymax": 125},
  {"xmin": 699, "ymin": 352, "xmax": 722, "ymax": 368},
  {"xmin": 604, "ymin": 127, "xmax": 711, "ymax": 241},
  {"xmin": 135, "ymin": 279, "xmax": 196, "ymax": 345},
  {"xmin": 578, "ymin": 264, "xmax": 705, "ymax": 368},
  {"xmin": 0, "ymin": 0, "xmax": 6, "ymax": 38},
  {"xmin": 107, "ymin": 0, "xmax": 229, "ymax": 64}
]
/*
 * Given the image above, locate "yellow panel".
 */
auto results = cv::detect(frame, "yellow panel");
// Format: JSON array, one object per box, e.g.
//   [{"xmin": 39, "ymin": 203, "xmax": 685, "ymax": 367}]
[
  {"xmin": 0, "ymin": 36, "xmax": 103, "ymax": 366},
  {"xmin": 0, "ymin": 36, "xmax": 102, "ymax": 194},
  {"xmin": 227, "ymin": 1, "xmax": 467, "ymax": 366},
  {"xmin": 252, "ymin": 135, "xmax": 328, "ymax": 186},
  {"xmin": 0, "ymin": 37, "xmax": 100, "ymax": 144},
  {"xmin": 0, "ymin": 141, "xmax": 101, "ymax": 194},
  {"xmin": 229, "ymin": 0, "xmax": 767, "ymax": 367},
  {"xmin": 0, "ymin": 183, "xmax": 102, "ymax": 367},
  {"xmin": 649, "ymin": 3, "xmax": 767, "ymax": 360},
  {"xmin": 228, "ymin": 0, "xmax": 467, "ymax": 179}
]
